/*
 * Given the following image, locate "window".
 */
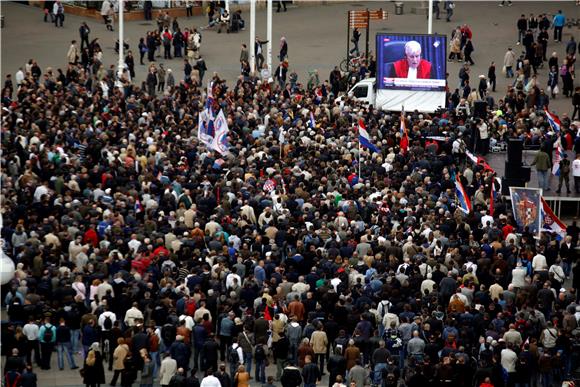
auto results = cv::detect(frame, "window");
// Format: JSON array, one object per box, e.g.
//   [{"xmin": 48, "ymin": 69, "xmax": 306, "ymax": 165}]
[{"xmin": 353, "ymin": 86, "xmax": 368, "ymax": 98}]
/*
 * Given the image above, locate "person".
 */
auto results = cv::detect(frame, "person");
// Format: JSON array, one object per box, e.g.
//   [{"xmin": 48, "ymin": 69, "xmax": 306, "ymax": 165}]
[
  {"xmin": 162, "ymin": 28, "xmax": 173, "ymax": 59},
  {"xmin": 572, "ymin": 87, "xmax": 580, "ymax": 120},
  {"xmin": 516, "ymin": 14, "xmax": 527, "ymax": 45},
  {"xmin": 186, "ymin": 0, "xmax": 194, "ymax": 18},
  {"xmin": 200, "ymin": 369, "xmax": 221, "ymax": 387},
  {"xmin": 100, "ymin": 0, "xmax": 114, "ymax": 31},
  {"xmin": 310, "ymin": 323, "xmax": 328, "ymax": 376},
  {"xmin": 143, "ymin": 0, "xmax": 152, "ymax": 20},
  {"xmin": 444, "ymin": 0, "xmax": 454, "ymax": 22},
  {"xmin": 140, "ymin": 350, "xmax": 154, "ymax": 387},
  {"xmin": 233, "ymin": 364, "xmax": 250, "ymax": 387},
  {"xmin": 487, "ymin": 62, "xmax": 496, "ymax": 92},
  {"xmin": 53, "ymin": 0, "xmax": 64, "ymax": 27},
  {"xmin": 281, "ymin": 361, "xmax": 302, "ymax": 387},
  {"xmin": 350, "ymin": 28, "xmax": 361, "ymax": 56},
  {"xmin": 556, "ymin": 153, "xmax": 571, "ymax": 194},
  {"xmin": 79, "ymin": 22, "xmax": 90, "ymax": 51},
  {"xmin": 302, "ymin": 355, "xmax": 321, "ymax": 387},
  {"xmin": 387, "ymin": 40, "xmax": 434, "ymax": 79},
  {"xmin": 274, "ymin": 60, "xmax": 289, "ymax": 88},
  {"xmin": 503, "ymin": 47, "xmax": 516, "ymax": 78},
  {"xmin": 277, "ymin": 0, "xmax": 288, "ymax": 12},
  {"xmin": 279, "ymin": 37, "xmax": 288, "ymax": 62},
  {"xmin": 110, "ymin": 337, "xmax": 130, "ymax": 386},
  {"xmin": 158, "ymin": 64, "xmax": 167, "ymax": 92},
  {"xmin": 160, "ymin": 352, "xmax": 178, "ymax": 387},
  {"xmin": 255, "ymin": 37, "xmax": 268, "ymax": 70},
  {"xmin": 23, "ymin": 317, "xmax": 40, "ymax": 367},
  {"xmin": 38, "ymin": 316, "xmax": 56, "ymax": 370},
  {"xmin": 464, "ymin": 38, "xmax": 475, "ymax": 65},
  {"xmin": 548, "ymin": 66, "xmax": 559, "ymax": 98},
  {"xmin": 433, "ymin": 0, "xmax": 440, "ymax": 19},
  {"xmin": 83, "ymin": 342, "xmax": 106, "ymax": 387},
  {"xmin": 552, "ymin": 10, "xmax": 565, "ymax": 42},
  {"xmin": 146, "ymin": 67, "xmax": 157, "ymax": 96},
  {"xmin": 240, "ymin": 44, "xmax": 249, "ymax": 64},
  {"xmin": 55, "ymin": 317, "xmax": 78, "ymax": 370},
  {"xmin": 530, "ymin": 147, "xmax": 552, "ymax": 191},
  {"xmin": 574, "ymin": 153, "xmax": 580, "ymax": 194},
  {"xmin": 19, "ymin": 364, "xmax": 38, "ymax": 387}
]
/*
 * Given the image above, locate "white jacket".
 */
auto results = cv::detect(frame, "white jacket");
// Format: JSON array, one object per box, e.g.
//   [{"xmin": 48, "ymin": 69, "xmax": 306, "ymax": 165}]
[{"xmin": 159, "ymin": 357, "xmax": 177, "ymax": 385}]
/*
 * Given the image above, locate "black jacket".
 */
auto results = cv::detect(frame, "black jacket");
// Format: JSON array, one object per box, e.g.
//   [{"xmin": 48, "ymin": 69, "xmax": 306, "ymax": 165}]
[{"xmin": 281, "ymin": 366, "xmax": 302, "ymax": 387}]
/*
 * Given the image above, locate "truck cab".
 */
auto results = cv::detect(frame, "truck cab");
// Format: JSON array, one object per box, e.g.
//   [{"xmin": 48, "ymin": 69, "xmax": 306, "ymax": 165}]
[{"xmin": 346, "ymin": 78, "xmax": 376, "ymax": 106}]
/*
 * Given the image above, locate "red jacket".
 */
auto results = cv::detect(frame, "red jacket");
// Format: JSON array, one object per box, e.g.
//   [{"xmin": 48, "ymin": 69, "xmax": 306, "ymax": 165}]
[
  {"xmin": 83, "ymin": 228, "xmax": 99, "ymax": 247},
  {"xmin": 393, "ymin": 59, "xmax": 433, "ymax": 79}
]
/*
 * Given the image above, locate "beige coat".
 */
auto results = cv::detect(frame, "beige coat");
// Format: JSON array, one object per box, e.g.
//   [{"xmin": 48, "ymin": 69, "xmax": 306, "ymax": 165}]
[
  {"xmin": 159, "ymin": 357, "xmax": 178, "ymax": 385},
  {"xmin": 310, "ymin": 330, "xmax": 328, "ymax": 354},
  {"xmin": 112, "ymin": 344, "xmax": 129, "ymax": 370},
  {"xmin": 67, "ymin": 44, "xmax": 78, "ymax": 64}
]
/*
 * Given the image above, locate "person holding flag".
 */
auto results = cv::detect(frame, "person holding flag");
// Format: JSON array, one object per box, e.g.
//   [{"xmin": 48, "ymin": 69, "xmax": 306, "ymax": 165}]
[
  {"xmin": 544, "ymin": 107, "xmax": 561, "ymax": 133},
  {"xmin": 358, "ymin": 119, "xmax": 379, "ymax": 153},
  {"xmin": 455, "ymin": 175, "xmax": 472, "ymax": 214},
  {"xmin": 555, "ymin": 153, "xmax": 571, "ymax": 194},
  {"xmin": 399, "ymin": 111, "xmax": 409, "ymax": 155}
]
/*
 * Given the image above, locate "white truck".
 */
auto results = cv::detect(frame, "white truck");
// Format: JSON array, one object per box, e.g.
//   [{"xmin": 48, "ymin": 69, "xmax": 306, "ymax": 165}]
[{"xmin": 341, "ymin": 77, "xmax": 446, "ymax": 112}]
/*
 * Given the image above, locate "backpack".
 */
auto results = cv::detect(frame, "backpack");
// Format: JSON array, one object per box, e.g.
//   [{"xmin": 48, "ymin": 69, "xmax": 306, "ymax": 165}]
[
  {"xmin": 228, "ymin": 345, "xmax": 240, "ymax": 364},
  {"xmin": 254, "ymin": 344, "xmax": 266, "ymax": 361},
  {"xmin": 163, "ymin": 35, "xmax": 170, "ymax": 46},
  {"xmin": 103, "ymin": 314, "xmax": 113, "ymax": 330},
  {"xmin": 43, "ymin": 325, "xmax": 54, "ymax": 342}
]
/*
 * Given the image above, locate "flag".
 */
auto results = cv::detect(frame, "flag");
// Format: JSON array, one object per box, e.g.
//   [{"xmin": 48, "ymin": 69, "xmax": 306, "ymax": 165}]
[
  {"xmin": 309, "ymin": 111, "xmax": 316, "ymax": 128},
  {"xmin": 134, "ymin": 199, "xmax": 143, "ymax": 213},
  {"xmin": 315, "ymin": 87, "xmax": 323, "ymax": 102},
  {"xmin": 465, "ymin": 150, "xmax": 495, "ymax": 173},
  {"xmin": 455, "ymin": 176, "xmax": 472, "ymax": 214},
  {"xmin": 552, "ymin": 138, "xmax": 564, "ymax": 176},
  {"xmin": 198, "ymin": 82, "xmax": 216, "ymax": 145},
  {"xmin": 210, "ymin": 110, "xmax": 230, "ymax": 155},
  {"xmin": 545, "ymin": 108, "xmax": 561, "ymax": 132},
  {"xmin": 400, "ymin": 112, "xmax": 409, "ymax": 154},
  {"xmin": 263, "ymin": 179, "xmax": 276, "ymax": 193},
  {"xmin": 490, "ymin": 178, "xmax": 496, "ymax": 216},
  {"xmin": 541, "ymin": 197, "xmax": 567, "ymax": 239},
  {"xmin": 358, "ymin": 119, "xmax": 379, "ymax": 153}
]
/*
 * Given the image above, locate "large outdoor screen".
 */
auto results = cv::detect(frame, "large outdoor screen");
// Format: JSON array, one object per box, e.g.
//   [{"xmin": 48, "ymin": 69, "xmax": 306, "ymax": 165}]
[{"xmin": 376, "ymin": 33, "xmax": 447, "ymax": 91}]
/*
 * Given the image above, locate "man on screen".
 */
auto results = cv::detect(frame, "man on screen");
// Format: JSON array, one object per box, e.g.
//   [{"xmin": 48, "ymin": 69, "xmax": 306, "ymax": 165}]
[{"xmin": 387, "ymin": 40, "xmax": 434, "ymax": 79}]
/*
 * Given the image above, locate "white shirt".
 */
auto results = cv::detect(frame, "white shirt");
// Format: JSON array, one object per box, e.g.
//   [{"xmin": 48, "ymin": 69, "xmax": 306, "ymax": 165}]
[
  {"xmin": 98, "ymin": 311, "xmax": 117, "ymax": 330},
  {"xmin": 200, "ymin": 375, "xmax": 222, "ymax": 387},
  {"xmin": 481, "ymin": 215, "xmax": 494, "ymax": 227},
  {"xmin": 407, "ymin": 67, "xmax": 417, "ymax": 79},
  {"xmin": 23, "ymin": 323, "xmax": 40, "ymax": 340},
  {"xmin": 501, "ymin": 348, "xmax": 517, "ymax": 372},
  {"xmin": 33, "ymin": 185, "xmax": 48, "ymax": 202},
  {"xmin": 572, "ymin": 159, "xmax": 580, "ymax": 177},
  {"xmin": 532, "ymin": 253, "xmax": 548, "ymax": 271}
]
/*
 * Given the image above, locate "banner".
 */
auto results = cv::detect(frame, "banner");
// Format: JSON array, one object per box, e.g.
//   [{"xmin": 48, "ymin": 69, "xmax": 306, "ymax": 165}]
[
  {"xmin": 541, "ymin": 197, "xmax": 567, "ymax": 239},
  {"xmin": 210, "ymin": 110, "xmax": 230, "ymax": 155},
  {"xmin": 509, "ymin": 187, "xmax": 542, "ymax": 234}
]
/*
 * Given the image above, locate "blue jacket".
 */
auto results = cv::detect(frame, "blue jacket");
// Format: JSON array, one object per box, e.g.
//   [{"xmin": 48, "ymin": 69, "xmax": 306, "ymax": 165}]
[{"xmin": 553, "ymin": 13, "xmax": 565, "ymax": 27}]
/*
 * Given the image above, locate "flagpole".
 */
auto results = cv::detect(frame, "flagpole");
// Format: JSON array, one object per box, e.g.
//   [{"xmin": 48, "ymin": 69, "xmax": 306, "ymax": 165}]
[{"xmin": 359, "ymin": 138, "xmax": 362, "ymax": 179}]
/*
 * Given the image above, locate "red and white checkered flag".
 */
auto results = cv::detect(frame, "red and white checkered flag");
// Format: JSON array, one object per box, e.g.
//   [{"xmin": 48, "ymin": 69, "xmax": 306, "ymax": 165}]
[{"xmin": 263, "ymin": 179, "xmax": 276, "ymax": 193}]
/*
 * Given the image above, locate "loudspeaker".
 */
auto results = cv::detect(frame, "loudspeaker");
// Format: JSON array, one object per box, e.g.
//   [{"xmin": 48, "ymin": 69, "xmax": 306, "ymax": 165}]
[
  {"xmin": 502, "ymin": 177, "xmax": 527, "ymax": 195},
  {"xmin": 520, "ymin": 166, "xmax": 531, "ymax": 182},
  {"xmin": 474, "ymin": 101, "xmax": 487, "ymax": 118},
  {"xmin": 507, "ymin": 139, "xmax": 523, "ymax": 165},
  {"xmin": 505, "ymin": 162, "xmax": 519, "ymax": 178}
]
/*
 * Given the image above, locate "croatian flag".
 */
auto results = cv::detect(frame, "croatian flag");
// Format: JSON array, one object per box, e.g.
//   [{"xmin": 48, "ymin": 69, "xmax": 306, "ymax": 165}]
[
  {"xmin": 358, "ymin": 119, "xmax": 379, "ymax": 153},
  {"xmin": 541, "ymin": 197, "xmax": 567, "ymax": 239},
  {"xmin": 198, "ymin": 81, "xmax": 216, "ymax": 145},
  {"xmin": 455, "ymin": 176, "xmax": 472, "ymax": 214},
  {"xmin": 263, "ymin": 179, "xmax": 276, "ymax": 193},
  {"xmin": 309, "ymin": 111, "xmax": 316, "ymax": 128},
  {"xmin": 545, "ymin": 108, "xmax": 561, "ymax": 133},
  {"xmin": 552, "ymin": 138, "xmax": 564, "ymax": 176}
]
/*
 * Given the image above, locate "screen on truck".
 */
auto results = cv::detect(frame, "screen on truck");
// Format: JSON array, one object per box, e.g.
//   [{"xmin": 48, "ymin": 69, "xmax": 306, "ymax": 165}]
[{"xmin": 376, "ymin": 33, "xmax": 447, "ymax": 91}]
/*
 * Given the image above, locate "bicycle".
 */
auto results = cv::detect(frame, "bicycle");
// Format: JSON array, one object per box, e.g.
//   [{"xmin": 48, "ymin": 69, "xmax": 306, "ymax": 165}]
[{"xmin": 339, "ymin": 54, "xmax": 365, "ymax": 72}]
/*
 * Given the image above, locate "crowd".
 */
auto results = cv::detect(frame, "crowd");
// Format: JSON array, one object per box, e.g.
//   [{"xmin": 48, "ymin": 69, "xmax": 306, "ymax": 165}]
[{"xmin": 2, "ymin": 3, "xmax": 580, "ymax": 387}]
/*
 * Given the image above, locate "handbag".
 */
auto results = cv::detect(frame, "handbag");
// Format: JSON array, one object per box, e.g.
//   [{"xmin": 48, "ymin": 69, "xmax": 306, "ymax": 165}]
[
  {"xmin": 553, "ymin": 85, "xmax": 559, "ymax": 94},
  {"xmin": 502, "ymin": 66, "xmax": 507, "ymax": 75}
]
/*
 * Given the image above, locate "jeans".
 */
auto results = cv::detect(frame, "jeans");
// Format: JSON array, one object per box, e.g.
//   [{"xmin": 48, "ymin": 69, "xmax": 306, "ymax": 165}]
[
  {"xmin": 57, "ymin": 342, "xmax": 77, "ymax": 369},
  {"xmin": 193, "ymin": 346, "xmax": 203, "ymax": 370},
  {"xmin": 506, "ymin": 66, "xmax": 514, "ymax": 78},
  {"xmin": 276, "ymin": 358, "xmax": 286, "ymax": 380},
  {"xmin": 374, "ymin": 363, "xmax": 387, "ymax": 385},
  {"xmin": 243, "ymin": 351, "xmax": 253, "ymax": 375},
  {"xmin": 150, "ymin": 351, "xmax": 159, "ymax": 377},
  {"xmin": 537, "ymin": 170, "xmax": 549, "ymax": 190},
  {"xmin": 255, "ymin": 359, "xmax": 266, "ymax": 383},
  {"xmin": 518, "ymin": 30, "xmax": 526, "ymax": 44},
  {"xmin": 541, "ymin": 372, "xmax": 551, "ymax": 387}
]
